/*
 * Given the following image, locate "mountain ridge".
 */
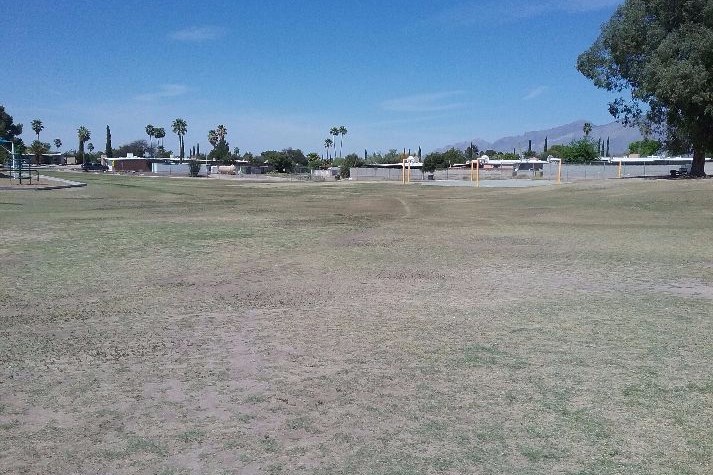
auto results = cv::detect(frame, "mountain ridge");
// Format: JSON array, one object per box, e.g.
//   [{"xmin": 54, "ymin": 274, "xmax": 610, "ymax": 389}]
[{"xmin": 440, "ymin": 120, "xmax": 643, "ymax": 155}]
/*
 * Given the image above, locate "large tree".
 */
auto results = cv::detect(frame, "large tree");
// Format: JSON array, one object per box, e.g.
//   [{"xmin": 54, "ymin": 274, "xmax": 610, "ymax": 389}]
[
  {"xmin": 171, "ymin": 118, "xmax": 188, "ymax": 161},
  {"xmin": 577, "ymin": 0, "xmax": 713, "ymax": 176},
  {"xmin": 208, "ymin": 126, "xmax": 229, "ymax": 162},
  {"xmin": 629, "ymin": 139, "xmax": 662, "ymax": 157},
  {"xmin": 115, "ymin": 140, "xmax": 148, "ymax": 158},
  {"xmin": 0, "ymin": 106, "xmax": 24, "ymax": 164}
]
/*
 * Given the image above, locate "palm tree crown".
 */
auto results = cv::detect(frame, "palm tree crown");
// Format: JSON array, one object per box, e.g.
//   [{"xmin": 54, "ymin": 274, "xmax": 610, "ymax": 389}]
[
  {"xmin": 338, "ymin": 125, "xmax": 347, "ymax": 158},
  {"xmin": 208, "ymin": 130, "xmax": 219, "ymax": 148},
  {"xmin": 583, "ymin": 122, "xmax": 593, "ymax": 137},
  {"xmin": 216, "ymin": 125, "xmax": 228, "ymax": 142},
  {"xmin": 145, "ymin": 124, "xmax": 155, "ymax": 144},
  {"xmin": 172, "ymin": 118, "xmax": 188, "ymax": 159},
  {"xmin": 324, "ymin": 138, "xmax": 333, "ymax": 160},
  {"xmin": 31, "ymin": 119, "xmax": 44, "ymax": 141},
  {"xmin": 77, "ymin": 126, "xmax": 91, "ymax": 162},
  {"xmin": 154, "ymin": 127, "xmax": 166, "ymax": 147},
  {"xmin": 77, "ymin": 126, "xmax": 91, "ymax": 143}
]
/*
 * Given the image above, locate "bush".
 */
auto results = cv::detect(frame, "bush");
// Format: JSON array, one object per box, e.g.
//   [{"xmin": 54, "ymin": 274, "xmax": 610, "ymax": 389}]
[
  {"xmin": 188, "ymin": 160, "xmax": 201, "ymax": 177},
  {"xmin": 547, "ymin": 140, "xmax": 598, "ymax": 163},
  {"xmin": 337, "ymin": 153, "xmax": 364, "ymax": 178}
]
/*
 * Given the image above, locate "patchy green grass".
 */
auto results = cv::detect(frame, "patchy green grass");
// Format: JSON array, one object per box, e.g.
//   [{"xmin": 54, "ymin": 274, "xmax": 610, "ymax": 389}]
[{"xmin": 1, "ymin": 172, "xmax": 712, "ymax": 474}]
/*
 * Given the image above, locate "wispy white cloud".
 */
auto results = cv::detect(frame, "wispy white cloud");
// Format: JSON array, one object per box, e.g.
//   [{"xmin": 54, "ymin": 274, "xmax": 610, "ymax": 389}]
[
  {"xmin": 559, "ymin": 0, "xmax": 623, "ymax": 13},
  {"xmin": 435, "ymin": 0, "xmax": 621, "ymax": 25},
  {"xmin": 380, "ymin": 91, "xmax": 468, "ymax": 113},
  {"xmin": 523, "ymin": 86, "xmax": 548, "ymax": 101},
  {"xmin": 135, "ymin": 84, "xmax": 189, "ymax": 101},
  {"xmin": 168, "ymin": 26, "xmax": 226, "ymax": 42}
]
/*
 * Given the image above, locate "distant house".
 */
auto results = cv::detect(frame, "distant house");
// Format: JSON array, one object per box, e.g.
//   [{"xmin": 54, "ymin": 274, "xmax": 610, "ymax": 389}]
[
  {"xmin": 21, "ymin": 152, "xmax": 65, "ymax": 165},
  {"xmin": 104, "ymin": 154, "xmax": 150, "ymax": 172}
]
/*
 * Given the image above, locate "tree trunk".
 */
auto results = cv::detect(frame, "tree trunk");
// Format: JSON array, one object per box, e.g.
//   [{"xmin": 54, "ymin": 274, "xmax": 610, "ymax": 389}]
[{"xmin": 691, "ymin": 146, "xmax": 706, "ymax": 177}]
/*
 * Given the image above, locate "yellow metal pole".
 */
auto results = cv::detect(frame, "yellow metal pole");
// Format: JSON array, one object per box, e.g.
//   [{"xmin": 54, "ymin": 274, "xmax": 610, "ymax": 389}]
[
  {"xmin": 408, "ymin": 160, "xmax": 411, "ymax": 183},
  {"xmin": 557, "ymin": 160, "xmax": 562, "ymax": 185},
  {"xmin": 470, "ymin": 159, "xmax": 474, "ymax": 182},
  {"xmin": 402, "ymin": 159, "xmax": 406, "ymax": 184},
  {"xmin": 476, "ymin": 158, "xmax": 480, "ymax": 187},
  {"xmin": 618, "ymin": 158, "xmax": 622, "ymax": 178}
]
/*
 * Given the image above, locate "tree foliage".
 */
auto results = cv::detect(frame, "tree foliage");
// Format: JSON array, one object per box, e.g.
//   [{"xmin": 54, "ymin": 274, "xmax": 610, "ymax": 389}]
[
  {"xmin": 208, "ymin": 139, "xmax": 231, "ymax": 163},
  {"xmin": 105, "ymin": 125, "xmax": 113, "ymax": 157},
  {"xmin": 262, "ymin": 150, "xmax": 292, "ymax": 173},
  {"xmin": 31, "ymin": 119, "xmax": 44, "ymax": 141},
  {"xmin": 154, "ymin": 127, "xmax": 166, "ymax": 146},
  {"xmin": 0, "ymin": 105, "xmax": 25, "ymax": 164},
  {"xmin": 114, "ymin": 140, "xmax": 148, "ymax": 158},
  {"xmin": 583, "ymin": 122, "xmax": 593, "ymax": 137},
  {"xmin": 465, "ymin": 143, "xmax": 479, "ymax": 159},
  {"xmin": 336, "ymin": 153, "xmax": 364, "ymax": 178},
  {"xmin": 422, "ymin": 148, "xmax": 464, "ymax": 173},
  {"xmin": 577, "ymin": 0, "xmax": 713, "ymax": 175},
  {"xmin": 307, "ymin": 152, "xmax": 326, "ymax": 169},
  {"xmin": 628, "ymin": 139, "xmax": 662, "ymax": 157},
  {"xmin": 546, "ymin": 139, "xmax": 599, "ymax": 163},
  {"xmin": 29, "ymin": 140, "xmax": 50, "ymax": 164},
  {"xmin": 172, "ymin": 118, "xmax": 188, "ymax": 160},
  {"xmin": 261, "ymin": 148, "xmax": 308, "ymax": 173},
  {"xmin": 77, "ymin": 126, "xmax": 91, "ymax": 164}
]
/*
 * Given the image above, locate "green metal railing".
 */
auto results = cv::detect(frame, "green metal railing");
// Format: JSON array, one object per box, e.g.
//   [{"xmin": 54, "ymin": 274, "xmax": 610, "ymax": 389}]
[{"xmin": 1, "ymin": 166, "xmax": 40, "ymax": 184}]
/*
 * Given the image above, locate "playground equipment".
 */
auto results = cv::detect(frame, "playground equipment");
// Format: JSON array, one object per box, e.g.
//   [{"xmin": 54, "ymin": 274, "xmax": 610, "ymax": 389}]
[{"xmin": 0, "ymin": 138, "xmax": 38, "ymax": 184}]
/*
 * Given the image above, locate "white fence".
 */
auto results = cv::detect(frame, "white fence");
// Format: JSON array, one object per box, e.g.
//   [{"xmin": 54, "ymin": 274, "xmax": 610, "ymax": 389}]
[{"xmin": 151, "ymin": 163, "xmax": 208, "ymax": 176}]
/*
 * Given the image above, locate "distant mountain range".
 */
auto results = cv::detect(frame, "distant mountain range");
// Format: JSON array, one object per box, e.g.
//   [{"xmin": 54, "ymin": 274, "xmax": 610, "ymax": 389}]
[{"xmin": 440, "ymin": 120, "xmax": 643, "ymax": 156}]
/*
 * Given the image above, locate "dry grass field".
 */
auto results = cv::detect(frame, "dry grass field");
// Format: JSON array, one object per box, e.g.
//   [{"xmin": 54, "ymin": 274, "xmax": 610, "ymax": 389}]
[{"xmin": 1, "ymin": 173, "xmax": 712, "ymax": 474}]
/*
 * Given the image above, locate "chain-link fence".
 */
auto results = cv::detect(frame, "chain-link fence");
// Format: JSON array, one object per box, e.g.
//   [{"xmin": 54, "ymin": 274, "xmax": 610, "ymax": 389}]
[{"xmin": 350, "ymin": 162, "xmax": 713, "ymax": 183}]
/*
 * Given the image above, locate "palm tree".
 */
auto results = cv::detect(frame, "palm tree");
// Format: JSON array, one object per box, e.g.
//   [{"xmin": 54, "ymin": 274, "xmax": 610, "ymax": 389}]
[
  {"xmin": 216, "ymin": 124, "xmax": 228, "ymax": 143},
  {"xmin": 208, "ymin": 129, "xmax": 219, "ymax": 148},
  {"xmin": 145, "ymin": 124, "xmax": 155, "ymax": 155},
  {"xmin": 583, "ymin": 122, "xmax": 593, "ymax": 137},
  {"xmin": 154, "ymin": 127, "xmax": 166, "ymax": 147},
  {"xmin": 324, "ymin": 138, "xmax": 333, "ymax": 161},
  {"xmin": 338, "ymin": 126, "xmax": 347, "ymax": 158},
  {"xmin": 29, "ymin": 140, "xmax": 49, "ymax": 165},
  {"xmin": 171, "ymin": 118, "xmax": 188, "ymax": 161},
  {"xmin": 54, "ymin": 138, "xmax": 62, "ymax": 150},
  {"xmin": 77, "ymin": 126, "xmax": 91, "ymax": 163},
  {"xmin": 329, "ymin": 127, "xmax": 340, "ymax": 157},
  {"xmin": 31, "ymin": 119, "xmax": 44, "ymax": 141}
]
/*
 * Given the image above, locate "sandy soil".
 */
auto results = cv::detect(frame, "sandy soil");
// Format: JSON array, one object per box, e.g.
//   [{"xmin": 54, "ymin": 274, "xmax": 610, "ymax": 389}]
[{"xmin": 1, "ymin": 175, "xmax": 712, "ymax": 474}]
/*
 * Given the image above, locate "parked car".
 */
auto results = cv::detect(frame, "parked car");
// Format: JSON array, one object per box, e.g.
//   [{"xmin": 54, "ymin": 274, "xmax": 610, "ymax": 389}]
[{"xmin": 81, "ymin": 162, "xmax": 108, "ymax": 172}]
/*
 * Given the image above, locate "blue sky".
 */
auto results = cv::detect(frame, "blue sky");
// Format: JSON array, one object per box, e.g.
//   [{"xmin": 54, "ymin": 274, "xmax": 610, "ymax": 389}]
[{"xmin": 4, "ymin": 0, "xmax": 622, "ymax": 155}]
